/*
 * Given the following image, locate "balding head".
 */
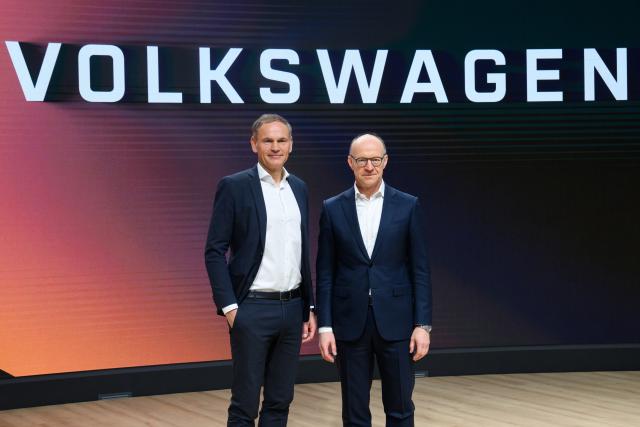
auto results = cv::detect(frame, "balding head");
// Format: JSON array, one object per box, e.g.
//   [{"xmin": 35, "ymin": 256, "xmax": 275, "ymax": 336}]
[{"xmin": 349, "ymin": 133, "xmax": 387, "ymax": 156}]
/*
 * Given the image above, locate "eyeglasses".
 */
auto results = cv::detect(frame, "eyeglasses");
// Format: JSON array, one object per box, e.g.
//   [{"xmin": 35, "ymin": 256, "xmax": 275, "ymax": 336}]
[{"xmin": 350, "ymin": 155, "xmax": 386, "ymax": 168}]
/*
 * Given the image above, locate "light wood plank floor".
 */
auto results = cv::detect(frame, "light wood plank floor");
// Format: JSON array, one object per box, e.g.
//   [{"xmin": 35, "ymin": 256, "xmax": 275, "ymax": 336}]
[{"xmin": 1, "ymin": 371, "xmax": 639, "ymax": 426}]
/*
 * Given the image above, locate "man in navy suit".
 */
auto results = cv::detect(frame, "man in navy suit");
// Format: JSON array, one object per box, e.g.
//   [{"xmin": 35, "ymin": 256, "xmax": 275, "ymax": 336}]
[
  {"xmin": 316, "ymin": 133, "xmax": 432, "ymax": 427},
  {"xmin": 205, "ymin": 114, "xmax": 316, "ymax": 426}
]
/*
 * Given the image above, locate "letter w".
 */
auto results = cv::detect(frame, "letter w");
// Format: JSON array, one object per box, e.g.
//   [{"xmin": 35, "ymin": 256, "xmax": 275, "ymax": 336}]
[{"xmin": 317, "ymin": 49, "xmax": 387, "ymax": 103}]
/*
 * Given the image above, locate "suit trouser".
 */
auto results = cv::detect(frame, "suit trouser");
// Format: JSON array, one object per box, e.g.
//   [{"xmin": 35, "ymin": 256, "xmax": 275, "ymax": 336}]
[
  {"xmin": 336, "ymin": 306, "xmax": 415, "ymax": 427},
  {"xmin": 228, "ymin": 297, "xmax": 303, "ymax": 427}
]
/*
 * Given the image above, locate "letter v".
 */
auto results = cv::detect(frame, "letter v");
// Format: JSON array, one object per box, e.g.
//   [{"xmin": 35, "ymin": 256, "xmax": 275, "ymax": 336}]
[{"xmin": 5, "ymin": 41, "xmax": 61, "ymax": 101}]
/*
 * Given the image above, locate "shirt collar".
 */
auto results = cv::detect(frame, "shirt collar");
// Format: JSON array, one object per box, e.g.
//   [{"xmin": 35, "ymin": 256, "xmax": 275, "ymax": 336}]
[
  {"xmin": 354, "ymin": 180, "xmax": 385, "ymax": 200},
  {"xmin": 257, "ymin": 162, "xmax": 289, "ymax": 184}
]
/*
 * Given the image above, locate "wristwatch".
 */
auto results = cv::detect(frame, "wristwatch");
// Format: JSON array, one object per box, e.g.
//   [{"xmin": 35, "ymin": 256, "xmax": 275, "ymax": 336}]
[{"xmin": 415, "ymin": 324, "xmax": 432, "ymax": 334}]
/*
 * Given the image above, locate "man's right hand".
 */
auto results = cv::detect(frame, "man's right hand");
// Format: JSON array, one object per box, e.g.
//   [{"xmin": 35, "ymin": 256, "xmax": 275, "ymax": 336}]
[
  {"xmin": 225, "ymin": 308, "xmax": 238, "ymax": 328},
  {"xmin": 319, "ymin": 331, "xmax": 337, "ymax": 363}
]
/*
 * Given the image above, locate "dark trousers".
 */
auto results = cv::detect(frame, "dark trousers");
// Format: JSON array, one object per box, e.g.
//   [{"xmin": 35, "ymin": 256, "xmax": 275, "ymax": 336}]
[
  {"xmin": 228, "ymin": 297, "xmax": 303, "ymax": 427},
  {"xmin": 336, "ymin": 307, "xmax": 415, "ymax": 427}
]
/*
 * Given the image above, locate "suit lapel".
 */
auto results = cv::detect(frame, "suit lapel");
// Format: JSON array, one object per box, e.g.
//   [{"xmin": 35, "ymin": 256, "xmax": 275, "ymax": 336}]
[
  {"xmin": 370, "ymin": 185, "xmax": 396, "ymax": 262},
  {"xmin": 288, "ymin": 176, "xmax": 307, "ymax": 236},
  {"xmin": 248, "ymin": 166, "xmax": 267, "ymax": 248},
  {"xmin": 340, "ymin": 188, "xmax": 370, "ymax": 262}
]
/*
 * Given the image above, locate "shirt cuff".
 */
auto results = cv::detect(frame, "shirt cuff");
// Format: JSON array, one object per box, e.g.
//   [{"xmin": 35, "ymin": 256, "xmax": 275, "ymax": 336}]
[
  {"xmin": 318, "ymin": 327, "xmax": 333, "ymax": 333},
  {"xmin": 222, "ymin": 303, "xmax": 238, "ymax": 314}
]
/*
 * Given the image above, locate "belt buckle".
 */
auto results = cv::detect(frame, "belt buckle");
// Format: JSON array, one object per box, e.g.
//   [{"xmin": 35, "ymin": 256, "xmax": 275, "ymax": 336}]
[{"xmin": 280, "ymin": 290, "xmax": 291, "ymax": 301}]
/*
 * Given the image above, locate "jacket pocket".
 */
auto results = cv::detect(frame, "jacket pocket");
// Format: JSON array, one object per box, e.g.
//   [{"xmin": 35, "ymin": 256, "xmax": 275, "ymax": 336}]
[
  {"xmin": 392, "ymin": 285, "xmax": 412, "ymax": 296},
  {"xmin": 333, "ymin": 287, "xmax": 350, "ymax": 298}
]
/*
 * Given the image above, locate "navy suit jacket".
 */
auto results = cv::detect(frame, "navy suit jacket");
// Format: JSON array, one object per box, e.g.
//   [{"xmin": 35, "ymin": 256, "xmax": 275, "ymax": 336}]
[
  {"xmin": 316, "ymin": 184, "xmax": 431, "ymax": 341},
  {"xmin": 204, "ymin": 166, "xmax": 313, "ymax": 321}
]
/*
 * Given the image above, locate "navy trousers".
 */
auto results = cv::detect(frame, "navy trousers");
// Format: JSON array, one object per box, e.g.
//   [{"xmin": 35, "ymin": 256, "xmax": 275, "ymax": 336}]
[
  {"xmin": 228, "ymin": 297, "xmax": 303, "ymax": 427},
  {"xmin": 336, "ymin": 306, "xmax": 415, "ymax": 427}
]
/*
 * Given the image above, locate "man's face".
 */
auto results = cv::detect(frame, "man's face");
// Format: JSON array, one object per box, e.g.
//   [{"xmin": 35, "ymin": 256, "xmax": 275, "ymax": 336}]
[
  {"xmin": 348, "ymin": 135, "xmax": 387, "ymax": 194},
  {"xmin": 251, "ymin": 121, "xmax": 292, "ymax": 175}
]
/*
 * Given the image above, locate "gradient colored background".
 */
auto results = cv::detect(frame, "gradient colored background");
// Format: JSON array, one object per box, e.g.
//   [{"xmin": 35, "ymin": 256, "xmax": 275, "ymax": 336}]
[{"xmin": 1, "ymin": 0, "xmax": 639, "ymax": 378}]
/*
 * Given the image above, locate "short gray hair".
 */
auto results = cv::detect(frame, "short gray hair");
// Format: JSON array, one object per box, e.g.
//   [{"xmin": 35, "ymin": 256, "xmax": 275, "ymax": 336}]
[{"xmin": 251, "ymin": 114, "xmax": 292, "ymax": 138}]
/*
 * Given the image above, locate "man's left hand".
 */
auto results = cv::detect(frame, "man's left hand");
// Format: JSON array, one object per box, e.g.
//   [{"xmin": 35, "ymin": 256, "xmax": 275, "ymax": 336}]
[
  {"xmin": 409, "ymin": 327, "xmax": 430, "ymax": 361},
  {"xmin": 302, "ymin": 312, "xmax": 317, "ymax": 343}
]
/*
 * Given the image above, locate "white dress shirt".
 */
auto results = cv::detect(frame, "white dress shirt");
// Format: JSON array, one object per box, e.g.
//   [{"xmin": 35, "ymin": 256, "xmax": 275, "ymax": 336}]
[
  {"xmin": 318, "ymin": 181, "xmax": 385, "ymax": 333},
  {"xmin": 222, "ymin": 163, "xmax": 302, "ymax": 314},
  {"xmin": 355, "ymin": 181, "xmax": 385, "ymax": 258}
]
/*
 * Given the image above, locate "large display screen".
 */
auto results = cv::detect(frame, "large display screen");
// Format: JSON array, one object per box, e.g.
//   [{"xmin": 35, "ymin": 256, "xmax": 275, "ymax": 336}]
[{"xmin": 1, "ymin": 0, "xmax": 639, "ymax": 378}]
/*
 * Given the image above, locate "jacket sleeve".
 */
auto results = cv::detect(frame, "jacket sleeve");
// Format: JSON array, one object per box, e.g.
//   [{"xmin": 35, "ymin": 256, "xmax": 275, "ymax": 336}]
[
  {"xmin": 204, "ymin": 177, "xmax": 237, "ymax": 315},
  {"xmin": 315, "ymin": 200, "xmax": 336, "ymax": 328},
  {"xmin": 409, "ymin": 197, "xmax": 432, "ymax": 325}
]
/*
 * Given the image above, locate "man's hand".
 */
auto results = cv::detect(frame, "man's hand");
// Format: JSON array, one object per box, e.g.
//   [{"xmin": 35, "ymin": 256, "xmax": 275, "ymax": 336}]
[
  {"xmin": 225, "ymin": 308, "xmax": 238, "ymax": 328},
  {"xmin": 319, "ymin": 331, "xmax": 337, "ymax": 363},
  {"xmin": 302, "ymin": 312, "xmax": 317, "ymax": 343},
  {"xmin": 409, "ymin": 327, "xmax": 430, "ymax": 361}
]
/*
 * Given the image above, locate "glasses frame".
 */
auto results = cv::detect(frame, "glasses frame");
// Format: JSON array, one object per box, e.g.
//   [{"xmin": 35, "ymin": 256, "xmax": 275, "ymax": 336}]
[{"xmin": 349, "ymin": 154, "xmax": 387, "ymax": 168}]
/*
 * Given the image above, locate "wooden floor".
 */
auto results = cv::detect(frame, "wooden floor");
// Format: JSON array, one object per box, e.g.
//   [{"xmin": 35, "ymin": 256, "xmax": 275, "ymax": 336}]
[{"xmin": 1, "ymin": 371, "xmax": 639, "ymax": 426}]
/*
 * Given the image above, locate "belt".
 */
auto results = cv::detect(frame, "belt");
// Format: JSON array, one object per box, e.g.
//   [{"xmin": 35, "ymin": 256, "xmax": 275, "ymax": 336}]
[{"xmin": 247, "ymin": 287, "xmax": 302, "ymax": 301}]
